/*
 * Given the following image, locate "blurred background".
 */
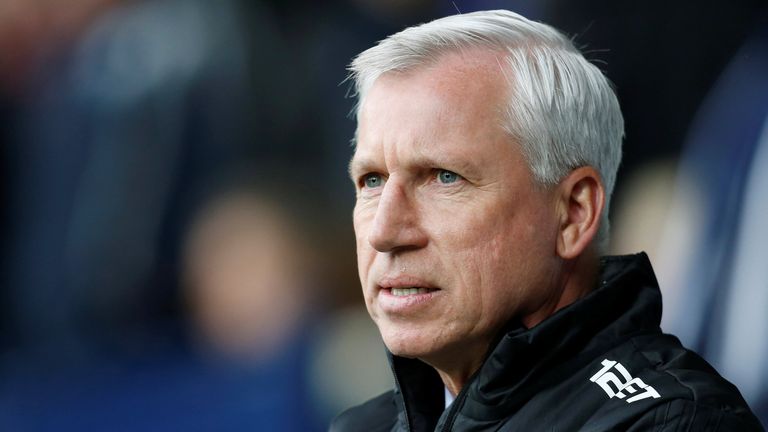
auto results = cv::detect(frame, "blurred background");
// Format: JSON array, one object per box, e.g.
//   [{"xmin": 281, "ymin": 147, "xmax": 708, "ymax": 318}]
[{"xmin": 0, "ymin": 0, "xmax": 766, "ymax": 430}]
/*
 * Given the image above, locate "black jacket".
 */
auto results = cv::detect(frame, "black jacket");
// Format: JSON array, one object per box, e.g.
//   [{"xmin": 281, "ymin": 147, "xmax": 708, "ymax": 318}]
[{"xmin": 331, "ymin": 253, "xmax": 764, "ymax": 431}]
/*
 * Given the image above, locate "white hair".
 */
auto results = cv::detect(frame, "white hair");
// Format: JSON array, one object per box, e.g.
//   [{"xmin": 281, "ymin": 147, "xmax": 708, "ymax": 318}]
[{"xmin": 348, "ymin": 10, "xmax": 624, "ymax": 250}]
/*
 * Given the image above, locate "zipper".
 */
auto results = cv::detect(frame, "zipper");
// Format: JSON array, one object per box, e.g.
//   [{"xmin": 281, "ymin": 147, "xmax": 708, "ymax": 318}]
[
  {"xmin": 390, "ymin": 359, "xmax": 414, "ymax": 432},
  {"xmin": 438, "ymin": 374, "xmax": 473, "ymax": 431},
  {"xmin": 437, "ymin": 327, "xmax": 511, "ymax": 431}
]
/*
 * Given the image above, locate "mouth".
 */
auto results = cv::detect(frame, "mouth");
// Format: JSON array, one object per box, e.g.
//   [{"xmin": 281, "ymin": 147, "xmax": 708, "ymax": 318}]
[
  {"xmin": 385, "ymin": 287, "xmax": 439, "ymax": 297},
  {"xmin": 377, "ymin": 275, "xmax": 440, "ymax": 295},
  {"xmin": 377, "ymin": 283, "xmax": 441, "ymax": 314},
  {"xmin": 375, "ymin": 276, "xmax": 442, "ymax": 313},
  {"xmin": 374, "ymin": 274, "xmax": 442, "ymax": 314}
]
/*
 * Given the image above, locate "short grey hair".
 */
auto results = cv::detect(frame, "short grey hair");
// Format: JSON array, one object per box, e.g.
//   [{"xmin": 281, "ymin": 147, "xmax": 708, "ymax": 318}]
[{"xmin": 348, "ymin": 10, "xmax": 624, "ymax": 250}]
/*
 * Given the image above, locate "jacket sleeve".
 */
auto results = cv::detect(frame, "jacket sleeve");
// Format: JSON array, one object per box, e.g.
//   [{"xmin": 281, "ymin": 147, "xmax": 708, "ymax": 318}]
[{"xmin": 626, "ymin": 399, "xmax": 765, "ymax": 431}]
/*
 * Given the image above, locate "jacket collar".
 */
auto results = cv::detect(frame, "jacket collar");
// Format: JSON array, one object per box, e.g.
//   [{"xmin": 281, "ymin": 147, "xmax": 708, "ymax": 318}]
[{"xmin": 388, "ymin": 253, "xmax": 662, "ymax": 429}]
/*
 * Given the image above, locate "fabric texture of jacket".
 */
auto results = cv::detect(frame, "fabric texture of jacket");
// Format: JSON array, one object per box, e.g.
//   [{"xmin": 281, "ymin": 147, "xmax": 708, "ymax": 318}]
[{"xmin": 331, "ymin": 253, "xmax": 764, "ymax": 431}]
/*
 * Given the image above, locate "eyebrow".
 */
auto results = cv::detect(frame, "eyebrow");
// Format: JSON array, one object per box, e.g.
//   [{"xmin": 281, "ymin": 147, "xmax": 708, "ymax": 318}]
[
  {"xmin": 348, "ymin": 152, "xmax": 481, "ymax": 182},
  {"xmin": 410, "ymin": 152, "xmax": 481, "ymax": 179},
  {"xmin": 348, "ymin": 155, "xmax": 375, "ymax": 180}
]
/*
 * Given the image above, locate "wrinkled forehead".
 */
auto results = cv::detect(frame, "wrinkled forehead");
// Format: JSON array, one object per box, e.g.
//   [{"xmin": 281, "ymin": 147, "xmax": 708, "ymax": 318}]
[
  {"xmin": 350, "ymin": 49, "xmax": 527, "ymax": 184},
  {"xmin": 354, "ymin": 48, "xmax": 513, "ymax": 140},
  {"xmin": 357, "ymin": 47, "xmax": 510, "ymax": 113}
]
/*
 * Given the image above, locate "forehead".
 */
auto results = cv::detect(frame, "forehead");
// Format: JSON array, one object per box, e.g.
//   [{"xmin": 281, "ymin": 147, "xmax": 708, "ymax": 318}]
[
  {"xmin": 352, "ymin": 49, "xmax": 512, "ymax": 165},
  {"xmin": 361, "ymin": 48, "xmax": 509, "ymax": 118}
]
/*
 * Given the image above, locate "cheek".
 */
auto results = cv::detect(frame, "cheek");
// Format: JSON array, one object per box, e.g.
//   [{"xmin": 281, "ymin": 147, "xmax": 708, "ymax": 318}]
[
  {"xmin": 355, "ymin": 239, "xmax": 374, "ymax": 290},
  {"xmin": 443, "ymin": 230, "xmax": 507, "ymax": 307},
  {"xmin": 444, "ymin": 210, "xmax": 546, "ymax": 318},
  {"xmin": 353, "ymin": 214, "xmax": 374, "ymax": 292},
  {"xmin": 476, "ymin": 236, "xmax": 519, "ymax": 300},
  {"xmin": 353, "ymin": 210, "xmax": 373, "ymax": 260}
]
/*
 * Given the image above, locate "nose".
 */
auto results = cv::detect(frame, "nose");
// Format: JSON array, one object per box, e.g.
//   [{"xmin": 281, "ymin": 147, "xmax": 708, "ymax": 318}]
[{"xmin": 367, "ymin": 180, "xmax": 427, "ymax": 253}]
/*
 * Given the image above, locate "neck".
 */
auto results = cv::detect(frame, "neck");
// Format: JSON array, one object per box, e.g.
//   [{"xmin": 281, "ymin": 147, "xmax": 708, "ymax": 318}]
[
  {"xmin": 415, "ymin": 335, "xmax": 492, "ymax": 397},
  {"xmin": 433, "ymin": 349, "xmax": 486, "ymax": 397}
]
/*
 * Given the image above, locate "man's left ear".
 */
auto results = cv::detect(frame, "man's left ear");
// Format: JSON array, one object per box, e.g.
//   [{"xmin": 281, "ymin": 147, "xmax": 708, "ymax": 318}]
[{"xmin": 555, "ymin": 166, "xmax": 605, "ymax": 259}]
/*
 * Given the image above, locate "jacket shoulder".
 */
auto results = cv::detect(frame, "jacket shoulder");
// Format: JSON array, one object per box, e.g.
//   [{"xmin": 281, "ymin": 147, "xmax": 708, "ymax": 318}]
[
  {"xmin": 630, "ymin": 333, "xmax": 749, "ymax": 403},
  {"xmin": 625, "ymin": 398, "xmax": 765, "ymax": 431},
  {"xmin": 576, "ymin": 332, "xmax": 763, "ymax": 431},
  {"xmin": 625, "ymin": 333, "xmax": 764, "ymax": 430},
  {"xmin": 329, "ymin": 390, "xmax": 398, "ymax": 432}
]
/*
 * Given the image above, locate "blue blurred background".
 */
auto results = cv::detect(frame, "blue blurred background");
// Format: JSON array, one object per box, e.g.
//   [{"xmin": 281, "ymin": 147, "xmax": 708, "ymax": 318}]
[{"xmin": 0, "ymin": 0, "xmax": 766, "ymax": 430}]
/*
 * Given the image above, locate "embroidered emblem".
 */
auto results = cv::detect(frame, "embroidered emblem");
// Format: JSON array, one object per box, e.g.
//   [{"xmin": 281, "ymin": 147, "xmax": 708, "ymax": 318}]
[{"xmin": 589, "ymin": 359, "xmax": 661, "ymax": 403}]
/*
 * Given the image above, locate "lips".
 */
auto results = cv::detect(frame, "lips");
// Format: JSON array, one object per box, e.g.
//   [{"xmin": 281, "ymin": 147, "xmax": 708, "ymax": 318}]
[
  {"xmin": 377, "ymin": 275, "xmax": 440, "ymax": 293},
  {"xmin": 375, "ymin": 276, "xmax": 442, "ymax": 313}
]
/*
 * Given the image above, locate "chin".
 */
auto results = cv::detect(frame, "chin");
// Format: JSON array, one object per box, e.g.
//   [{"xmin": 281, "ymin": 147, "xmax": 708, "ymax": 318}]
[
  {"xmin": 383, "ymin": 339, "xmax": 421, "ymax": 358},
  {"xmin": 378, "ymin": 324, "xmax": 442, "ymax": 359}
]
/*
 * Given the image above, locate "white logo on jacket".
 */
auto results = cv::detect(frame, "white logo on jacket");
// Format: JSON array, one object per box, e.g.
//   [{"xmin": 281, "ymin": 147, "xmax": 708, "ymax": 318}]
[{"xmin": 590, "ymin": 359, "xmax": 661, "ymax": 403}]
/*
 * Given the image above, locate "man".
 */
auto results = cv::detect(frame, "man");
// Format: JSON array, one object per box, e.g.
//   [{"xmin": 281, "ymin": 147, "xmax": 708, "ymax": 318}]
[{"xmin": 333, "ymin": 9, "xmax": 763, "ymax": 432}]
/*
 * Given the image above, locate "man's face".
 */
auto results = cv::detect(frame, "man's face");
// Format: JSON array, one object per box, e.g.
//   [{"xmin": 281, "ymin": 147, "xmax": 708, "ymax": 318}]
[{"xmin": 351, "ymin": 52, "xmax": 562, "ymax": 365}]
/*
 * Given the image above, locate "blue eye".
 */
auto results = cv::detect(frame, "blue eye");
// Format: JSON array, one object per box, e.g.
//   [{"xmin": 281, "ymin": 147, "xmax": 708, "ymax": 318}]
[
  {"xmin": 437, "ymin": 170, "xmax": 459, "ymax": 184},
  {"xmin": 363, "ymin": 173, "xmax": 383, "ymax": 188}
]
